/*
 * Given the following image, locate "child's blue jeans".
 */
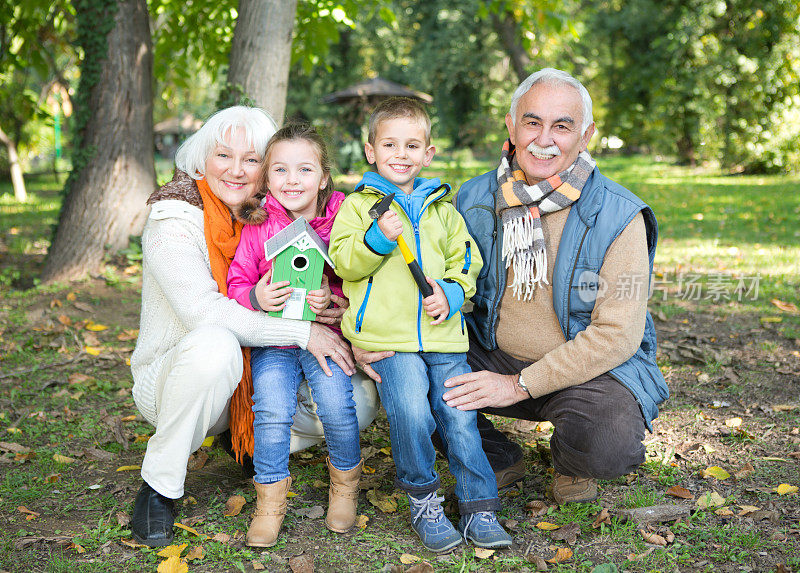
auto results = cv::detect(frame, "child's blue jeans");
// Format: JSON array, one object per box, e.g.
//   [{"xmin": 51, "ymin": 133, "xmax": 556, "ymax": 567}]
[
  {"xmin": 250, "ymin": 346, "xmax": 361, "ymax": 484},
  {"xmin": 371, "ymin": 351, "xmax": 500, "ymax": 514}
]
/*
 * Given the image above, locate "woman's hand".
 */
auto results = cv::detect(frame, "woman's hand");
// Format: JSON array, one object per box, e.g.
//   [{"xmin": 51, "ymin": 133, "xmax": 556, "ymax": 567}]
[
  {"xmin": 352, "ymin": 344, "xmax": 394, "ymax": 383},
  {"xmin": 306, "ymin": 322, "xmax": 355, "ymax": 376},
  {"xmin": 315, "ymin": 292, "xmax": 348, "ymax": 325},
  {"xmin": 254, "ymin": 269, "xmax": 292, "ymax": 312}
]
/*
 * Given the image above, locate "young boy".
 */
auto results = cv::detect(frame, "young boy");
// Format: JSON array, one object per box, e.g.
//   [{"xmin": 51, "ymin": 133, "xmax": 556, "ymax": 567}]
[{"xmin": 329, "ymin": 97, "xmax": 512, "ymax": 552}]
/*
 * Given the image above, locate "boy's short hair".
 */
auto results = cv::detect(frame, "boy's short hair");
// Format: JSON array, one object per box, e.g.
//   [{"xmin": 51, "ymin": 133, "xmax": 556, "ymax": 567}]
[{"xmin": 368, "ymin": 97, "xmax": 431, "ymax": 146}]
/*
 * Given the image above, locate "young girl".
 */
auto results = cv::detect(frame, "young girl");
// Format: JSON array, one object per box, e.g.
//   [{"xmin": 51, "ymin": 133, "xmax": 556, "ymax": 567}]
[{"xmin": 226, "ymin": 124, "xmax": 362, "ymax": 548}]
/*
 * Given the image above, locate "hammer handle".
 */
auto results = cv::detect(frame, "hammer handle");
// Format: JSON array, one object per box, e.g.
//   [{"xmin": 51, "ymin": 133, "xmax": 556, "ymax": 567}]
[{"xmin": 397, "ymin": 236, "xmax": 434, "ymax": 297}]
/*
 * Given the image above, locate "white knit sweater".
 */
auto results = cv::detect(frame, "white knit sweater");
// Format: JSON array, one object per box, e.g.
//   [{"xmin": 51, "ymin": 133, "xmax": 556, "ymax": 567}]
[{"xmin": 130, "ymin": 200, "xmax": 311, "ymax": 423}]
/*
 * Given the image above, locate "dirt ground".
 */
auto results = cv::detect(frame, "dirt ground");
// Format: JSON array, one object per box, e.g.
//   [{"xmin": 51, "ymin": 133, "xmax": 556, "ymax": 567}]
[{"xmin": 1, "ymin": 268, "xmax": 799, "ymax": 572}]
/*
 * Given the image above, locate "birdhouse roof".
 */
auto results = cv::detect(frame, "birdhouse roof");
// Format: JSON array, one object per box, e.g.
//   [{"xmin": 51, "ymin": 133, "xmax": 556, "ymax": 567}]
[{"xmin": 264, "ymin": 217, "xmax": 334, "ymax": 268}]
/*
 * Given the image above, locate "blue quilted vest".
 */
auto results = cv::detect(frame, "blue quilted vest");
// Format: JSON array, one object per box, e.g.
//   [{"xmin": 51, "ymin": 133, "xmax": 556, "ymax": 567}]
[{"xmin": 455, "ymin": 168, "xmax": 668, "ymax": 429}]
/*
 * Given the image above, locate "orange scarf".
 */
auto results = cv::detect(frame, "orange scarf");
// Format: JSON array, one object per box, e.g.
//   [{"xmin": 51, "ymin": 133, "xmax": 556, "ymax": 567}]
[{"xmin": 196, "ymin": 178, "xmax": 255, "ymax": 462}]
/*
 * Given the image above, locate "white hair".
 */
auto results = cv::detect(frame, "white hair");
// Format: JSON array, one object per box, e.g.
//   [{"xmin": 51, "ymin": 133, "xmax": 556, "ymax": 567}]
[
  {"xmin": 509, "ymin": 68, "xmax": 593, "ymax": 133},
  {"xmin": 174, "ymin": 106, "xmax": 279, "ymax": 179}
]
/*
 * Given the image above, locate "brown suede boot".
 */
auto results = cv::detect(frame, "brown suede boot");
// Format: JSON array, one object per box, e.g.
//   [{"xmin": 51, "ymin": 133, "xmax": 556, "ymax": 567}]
[
  {"xmin": 325, "ymin": 457, "xmax": 363, "ymax": 533},
  {"xmin": 246, "ymin": 476, "xmax": 291, "ymax": 547},
  {"xmin": 551, "ymin": 472, "xmax": 598, "ymax": 504}
]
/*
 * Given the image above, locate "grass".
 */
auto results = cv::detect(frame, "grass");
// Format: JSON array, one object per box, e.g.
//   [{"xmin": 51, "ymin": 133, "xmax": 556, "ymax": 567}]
[{"xmin": 2, "ymin": 155, "xmax": 800, "ymax": 571}]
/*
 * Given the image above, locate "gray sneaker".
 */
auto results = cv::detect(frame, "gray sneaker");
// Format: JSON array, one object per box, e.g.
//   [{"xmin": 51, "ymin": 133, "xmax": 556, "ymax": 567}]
[
  {"xmin": 408, "ymin": 492, "xmax": 463, "ymax": 553},
  {"xmin": 458, "ymin": 511, "xmax": 513, "ymax": 548}
]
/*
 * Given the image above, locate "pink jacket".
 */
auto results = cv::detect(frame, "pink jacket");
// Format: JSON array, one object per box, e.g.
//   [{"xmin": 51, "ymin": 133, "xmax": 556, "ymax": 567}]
[{"xmin": 227, "ymin": 191, "xmax": 346, "ymax": 320}]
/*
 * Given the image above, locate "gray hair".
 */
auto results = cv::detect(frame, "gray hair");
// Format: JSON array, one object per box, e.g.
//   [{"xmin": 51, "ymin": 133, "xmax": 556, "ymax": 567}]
[
  {"xmin": 508, "ymin": 68, "xmax": 593, "ymax": 133},
  {"xmin": 174, "ymin": 106, "xmax": 279, "ymax": 179}
]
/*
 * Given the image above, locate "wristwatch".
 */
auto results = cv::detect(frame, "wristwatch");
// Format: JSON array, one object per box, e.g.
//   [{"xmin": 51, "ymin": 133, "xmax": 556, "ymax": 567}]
[{"xmin": 516, "ymin": 373, "xmax": 530, "ymax": 395}]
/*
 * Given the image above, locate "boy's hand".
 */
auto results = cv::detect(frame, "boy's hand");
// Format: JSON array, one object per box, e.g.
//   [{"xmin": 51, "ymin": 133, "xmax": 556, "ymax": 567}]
[
  {"xmin": 377, "ymin": 210, "xmax": 403, "ymax": 242},
  {"xmin": 255, "ymin": 269, "xmax": 292, "ymax": 312},
  {"xmin": 422, "ymin": 277, "xmax": 449, "ymax": 325},
  {"xmin": 307, "ymin": 274, "xmax": 332, "ymax": 314}
]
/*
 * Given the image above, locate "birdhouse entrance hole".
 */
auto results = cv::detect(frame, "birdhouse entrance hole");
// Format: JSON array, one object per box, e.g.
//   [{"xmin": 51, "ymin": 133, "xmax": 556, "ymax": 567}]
[{"xmin": 291, "ymin": 254, "xmax": 309, "ymax": 272}]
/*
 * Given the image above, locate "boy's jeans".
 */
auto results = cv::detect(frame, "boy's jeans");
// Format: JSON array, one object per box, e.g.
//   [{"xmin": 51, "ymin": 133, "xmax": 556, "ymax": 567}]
[
  {"xmin": 250, "ymin": 346, "xmax": 361, "ymax": 484},
  {"xmin": 372, "ymin": 352, "xmax": 500, "ymax": 514}
]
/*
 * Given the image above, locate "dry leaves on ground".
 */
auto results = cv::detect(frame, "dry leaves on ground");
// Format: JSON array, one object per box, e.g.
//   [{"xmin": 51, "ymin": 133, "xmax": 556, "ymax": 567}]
[{"xmin": 223, "ymin": 495, "xmax": 246, "ymax": 517}]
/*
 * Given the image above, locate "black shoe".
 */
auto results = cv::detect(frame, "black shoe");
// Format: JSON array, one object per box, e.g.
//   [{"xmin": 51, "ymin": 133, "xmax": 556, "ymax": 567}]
[
  {"xmin": 476, "ymin": 413, "xmax": 524, "ymax": 471},
  {"xmin": 130, "ymin": 481, "xmax": 176, "ymax": 547},
  {"xmin": 218, "ymin": 429, "xmax": 256, "ymax": 478}
]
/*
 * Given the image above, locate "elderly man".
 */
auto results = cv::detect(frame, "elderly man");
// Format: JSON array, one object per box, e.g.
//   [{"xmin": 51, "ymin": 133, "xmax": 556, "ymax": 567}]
[{"xmin": 442, "ymin": 68, "xmax": 668, "ymax": 503}]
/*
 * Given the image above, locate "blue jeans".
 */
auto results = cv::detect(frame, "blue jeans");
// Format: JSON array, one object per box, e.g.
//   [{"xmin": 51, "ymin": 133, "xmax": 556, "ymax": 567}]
[
  {"xmin": 372, "ymin": 352, "xmax": 500, "ymax": 514},
  {"xmin": 250, "ymin": 346, "xmax": 361, "ymax": 484}
]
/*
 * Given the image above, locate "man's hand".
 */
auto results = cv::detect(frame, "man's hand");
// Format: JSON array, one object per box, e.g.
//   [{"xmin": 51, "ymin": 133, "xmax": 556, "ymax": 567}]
[
  {"xmin": 377, "ymin": 210, "xmax": 403, "ymax": 241},
  {"xmin": 422, "ymin": 277, "xmax": 449, "ymax": 325},
  {"xmin": 255, "ymin": 269, "xmax": 292, "ymax": 312},
  {"xmin": 315, "ymin": 293, "xmax": 348, "ymax": 325},
  {"xmin": 307, "ymin": 274, "xmax": 332, "ymax": 314},
  {"xmin": 442, "ymin": 370, "xmax": 529, "ymax": 410},
  {"xmin": 352, "ymin": 344, "xmax": 394, "ymax": 383},
  {"xmin": 306, "ymin": 322, "xmax": 355, "ymax": 376}
]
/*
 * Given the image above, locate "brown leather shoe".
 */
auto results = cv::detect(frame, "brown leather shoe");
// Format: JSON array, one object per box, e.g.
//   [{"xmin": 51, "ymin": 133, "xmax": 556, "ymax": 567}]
[
  {"xmin": 494, "ymin": 458, "xmax": 526, "ymax": 490},
  {"xmin": 551, "ymin": 473, "xmax": 598, "ymax": 504},
  {"xmin": 325, "ymin": 457, "xmax": 362, "ymax": 533},
  {"xmin": 246, "ymin": 476, "xmax": 291, "ymax": 547}
]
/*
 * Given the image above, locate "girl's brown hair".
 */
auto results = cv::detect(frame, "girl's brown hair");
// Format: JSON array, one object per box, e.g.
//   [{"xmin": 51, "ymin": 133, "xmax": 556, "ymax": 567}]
[{"xmin": 235, "ymin": 123, "xmax": 334, "ymax": 224}]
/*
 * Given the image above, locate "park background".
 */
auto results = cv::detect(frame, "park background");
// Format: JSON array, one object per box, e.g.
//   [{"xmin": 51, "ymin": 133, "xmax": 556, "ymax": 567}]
[{"xmin": 1, "ymin": 1, "xmax": 800, "ymax": 571}]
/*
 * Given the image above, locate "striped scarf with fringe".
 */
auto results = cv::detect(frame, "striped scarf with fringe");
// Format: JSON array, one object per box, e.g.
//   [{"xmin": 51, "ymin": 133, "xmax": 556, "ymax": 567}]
[{"xmin": 496, "ymin": 140, "xmax": 595, "ymax": 300}]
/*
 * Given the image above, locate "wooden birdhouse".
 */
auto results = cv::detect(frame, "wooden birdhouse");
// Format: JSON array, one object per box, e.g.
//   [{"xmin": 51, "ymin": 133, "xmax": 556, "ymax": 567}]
[{"xmin": 264, "ymin": 217, "xmax": 334, "ymax": 321}]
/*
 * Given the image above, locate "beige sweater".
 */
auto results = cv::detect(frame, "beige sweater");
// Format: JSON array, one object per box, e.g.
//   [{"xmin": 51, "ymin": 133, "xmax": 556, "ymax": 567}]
[{"xmin": 495, "ymin": 208, "xmax": 649, "ymax": 398}]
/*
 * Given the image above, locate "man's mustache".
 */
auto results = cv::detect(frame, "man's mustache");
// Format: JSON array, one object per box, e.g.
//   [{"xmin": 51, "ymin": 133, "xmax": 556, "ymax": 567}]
[{"xmin": 527, "ymin": 142, "xmax": 561, "ymax": 156}]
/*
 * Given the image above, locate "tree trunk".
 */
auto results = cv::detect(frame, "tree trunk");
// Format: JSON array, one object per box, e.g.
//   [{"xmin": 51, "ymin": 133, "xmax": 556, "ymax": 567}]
[
  {"xmin": 0, "ymin": 123, "xmax": 27, "ymax": 202},
  {"xmin": 490, "ymin": 11, "xmax": 532, "ymax": 83},
  {"xmin": 226, "ymin": 0, "xmax": 298, "ymax": 123},
  {"xmin": 42, "ymin": 0, "xmax": 155, "ymax": 283}
]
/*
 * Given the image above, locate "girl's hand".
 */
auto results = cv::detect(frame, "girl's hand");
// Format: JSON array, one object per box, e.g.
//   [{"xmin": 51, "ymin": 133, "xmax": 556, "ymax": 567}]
[
  {"xmin": 422, "ymin": 277, "xmax": 449, "ymax": 325},
  {"xmin": 307, "ymin": 274, "xmax": 332, "ymax": 314},
  {"xmin": 377, "ymin": 210, "xmax": 403, "ymax": 241},
  {"xmin": 255, "ymin": 269, "xmax": 292, "ymax": 312},
  {"xmin": 316, "ymin": 293, "xmax": 348, "ymax": 325}
]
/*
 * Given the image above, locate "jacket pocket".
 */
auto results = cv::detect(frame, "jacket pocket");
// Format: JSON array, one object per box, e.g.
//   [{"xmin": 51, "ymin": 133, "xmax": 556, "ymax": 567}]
[{"xmin": 355, "ymin": 276, "xmax": 374, "ymax": 333}]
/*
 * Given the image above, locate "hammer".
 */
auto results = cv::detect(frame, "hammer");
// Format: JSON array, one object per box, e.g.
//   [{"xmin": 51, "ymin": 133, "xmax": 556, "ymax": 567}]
[{"xmin": 369, "ymin": 192, "xmax": 434, "ymax": 298}]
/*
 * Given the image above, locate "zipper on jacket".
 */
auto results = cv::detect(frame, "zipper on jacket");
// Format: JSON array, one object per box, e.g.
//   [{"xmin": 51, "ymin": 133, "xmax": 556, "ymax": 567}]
[
  {"xmin": 461, "ymin": 241, "xmax": 471, "ymax": 274},
  {"xmin": 413, "ymin": 224, "xmax": 424, "ymax": 352},
  {"xmin": 460, "ymin": 310, "xmax": 465, "ymax": 335},
  {"xmin": 355, "ymin": 276, "xmax": 374, "ymax": 333},
  {"xmin": 564, "ymin": 226, "xmax": 590, "ymax": 338}
]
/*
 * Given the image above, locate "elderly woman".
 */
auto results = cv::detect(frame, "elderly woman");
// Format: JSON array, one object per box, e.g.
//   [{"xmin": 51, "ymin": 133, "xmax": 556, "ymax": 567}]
[{"xmin": 129, "ymin": 106, "xmax": 379, "ymax": 547}]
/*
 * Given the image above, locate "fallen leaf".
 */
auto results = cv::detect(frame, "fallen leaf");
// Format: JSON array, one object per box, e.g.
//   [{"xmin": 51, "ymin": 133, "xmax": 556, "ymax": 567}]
[
  {"xmin": 771, "ymin": 299, "xmax": 799, "ymax": 313},
  {"xmin": 17, "ymin": 506, "xmax": 40, "ymax": 519},
  {"xmin": 760, "ymin": 316, "xmax": 783, "ymax": 324},
  {"xmin": 186, "ymin": 451, "xmax": 209, "ymax": 471},
  {"xmin": 66, "ymin": 292, "xmax": 76, "ymax": 301},
  {"xmin": 776, "ymin": 564, "xmax": 791, "ymax": 573},
  {"xmin": 536, "ymin": 521, "xmax": 561, "ymax": 531},
  {"xmin": 537, "ymin": 421, "xmax": 554, "ymax": 432},
  {"xmin": 84, "ymin": 346, "xmax": 101, "ymax": 356},
  {"xmin": 627, "ymin": 547, "xmax": 655, "ymax": 561},
  {"xmin": 547, "ymin": 547, "xmax": 573, "ymax": 564},
  {"xmin": 252, "ymin": 561, "xmax": 266, "ymax": 571},
  {"xmin": 0, "ymin": 442, "xmax": 31, "ymax": 454},
  {"xmin": 43, "ymin": 473, "xmax": 60, "ymax": 484},
  {"xmin": 363, "ymin": 465, "xmax": 376, "ymax": 474},
  {"xmin": 380, "ymin": 446, "xmax": 392, "ymax": 455},
  {"xmin": 115, "ymin": 465, "xmax": 141, "ymax": 472},
  {"xmin": 117, "ymin": 329, "xmax": 139, "ymax": 341},
  {"xmin": 639, "ymin": 529, "xmax": 667, "ymax": 546},
  {"xmin": 400, "ymin": 554, "xmax": 421, "ymax": 564},
  {"xmin": 526, "ymin": 500, "xmax": 551, "ymax": 517},
  {"xmin": 405, "ymin": 563, "xmax": 434, "ymax": 573},
  {"xmin": 355, "ymin": 514, "xmax": 369, "ymax": 529},
  {"xmin": 701, "ymin": 466, "xmax": 730, "ymax": 480},
  {"xmin": 52, "ymin": 454, "xmax": 75, "ymax": 464},
  {"xmin": 697, "ymin": 491, "xmax": 726, "ymax": 509},
  {"xmin": 288, "ymin": 553, "xmax": 314, "ymax": 573},
  {"xmin": 157, "ymin": 543, "xmax": 187, "ymax": 558},
  {"xmin": 665, "ymin": 485, "xmax": 693, "ymax": 499},
  {"xmin": 185, "ymin": 545, "xmax": 204, "ymax": 561},
  {"xmin": 120, "ymin": 414, "xmax": 137, "ymax": 422},
  {"xmin": 58, "ymin": 315, "xmax": 72, "ymax": 326},
  {"xmin": 737, "ymin": 505, "xmax": 760, "ymax": 516},
  {"xmin": 724, "ymin": 417, "xmax": 742, "ymax": 427},
  {"xmin": 85, "ymin": 321, "xmax": 108, "ymax": 331},
  {"xmin": 774, "ymin": 484, "xmax": 798, "ymax": 495},
  {"xmin": 714, "ymin": 507, "xmax": 734, "ymax": 516},
  {"xmin": 120, "ymin": 538, "xmax": 146, "ymax": 548},
  {"xmin": 592, "ymin": 508, "xmax": 612, "ymax": 528},
  {"xmin": 550, "ymin": 521, "xmax": 580, "ymax": 545},
  {"xmin": 733, "ymin": 463, "xmax": 755, "ymax": 480},
  {"xmin": 773, "ymin": 404, "xmax": 798, "ymax": 412},
  {"xmin": 211, "ymin": 532, "xmax": 230, "ymax": 543},
  {"xmin": 366, "ymin": 489, "xmax": 397, "ymax": 513},
  {"xmin": 157, "ymin": 555, "xmax": 188, "ymax": 573},
  {"xmin": 223, "ymin": 495, "xmax": 246, "ymax": 516},
  {"xmin": 70, "ymin": 542, "xmax": 85, "ymax": 553},
  {"xmin": 525, "ymin": 553, "xmax": 549, "ymax": 570},
  {"xmin": 174, "ymin": 523, "xmax": 203, "ymax": 537},
  {"xmin": 474, "ymin": 547, "xmax": 495, "ymax": 559}
]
